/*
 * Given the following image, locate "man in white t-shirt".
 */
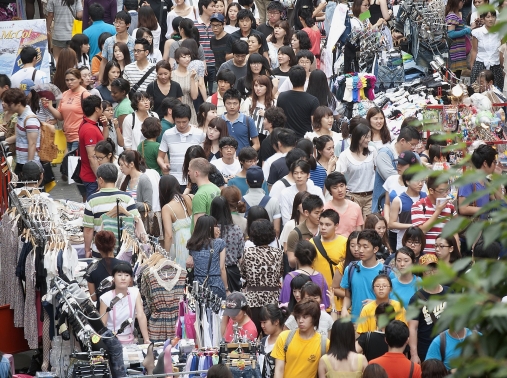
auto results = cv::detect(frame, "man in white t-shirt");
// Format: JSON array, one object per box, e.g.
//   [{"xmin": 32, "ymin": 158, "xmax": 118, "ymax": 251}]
[
  {"xmin": 10, "ymin": 46, "xmax": 50, "ymax": 89},
  {"xmin": 211, "ymin": 136, "xmax": 241, "ymax": 181}
]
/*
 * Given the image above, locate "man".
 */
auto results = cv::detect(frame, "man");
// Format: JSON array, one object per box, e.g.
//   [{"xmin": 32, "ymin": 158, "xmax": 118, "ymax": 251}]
[
  {"xmin": 79, "ymin": 95, "xmax": 106, "ymax": 200},
  {"xmin": 195, "ymin": 0, "xmax": 218, "ymax": 95},
  {"xmin": 276, "ymin": 65, "xmax": 319, "ymax": 139},
  {"xmin": 277, "ymin": 50, "xmax": 314, "ymax": 93},
  {"xmin": 225, "ymin": 9, "xmax": 269, "ymax": 61},
  {"xmin": 157, "ymin": 104, "xmax": 205, "ymax": 186},
  {"xmin": 100, "ymin": 11, "xmax": 135, "ymax": 81},
  {"xmin": 222, "ymin": 89, "xmax": 259, "ymax": 152},
  {"xmin": 10, "ymin": 46, "xmax": 50, "ymax": 88},
  {"xmin": 3, "ymin": 88, "xmax": 40, "ymax": 176},
  {"xmin": 323, "ymin": 172, "xmax": 364, "ymax": 237},
  {"xmin": 157, "ymin": 97, "xmax": 182, "ymax": 142},
  {"xmin": 207, "ymin": 69, "xmax": 236, "ymax": 116},
  {"xmin": 242, "ymin": 165, "xmax": 281, "ymax": 235},
  {"xmin": 286, "ymin": 194, "xmax": 323, "ymax": 268},
  {"xmin": 372, "ymin": 126, "xmax": 421, "ymax": 211},
  {"xmin": 340, "ymin": 230, "xmax": 395, "ymax": 320},
  {"xmin": 259, "ymin": 106, "xmax": 286, "ymax": 169},
  {"xmin": 188, "ymin": 157, "xmax": 221, "ymax": 230},
  {"xmin": 211, "ymin": 136, "xmax": 241, "ymax": 181},
  {"xmin": 408, "ymin": 254, "xmax": 449, "ymax": 364},
  {"xmin": 83, "ymin": 3, "xmax": 117, "ymax": 56},
  {"xmin": 411, "ymin": 176, "xmax": 456, "ymax": 254},
  {"xmin": 83, "ymin": 163, "xmax": 140, "ymax": 258},
  {"xmin": 267, "ymin": 128, "xmax": 297, "ymax": 186},
  {"xmin": 0, "ymin": 74, "xmax": 11, "ymax": 113},
  {"xmin": 268, "ymin": 148, "xmax": 307, "ymax": 201},
  {"xmin": 228, "ymin": 146, "xmax": 267, "ymax": 195},
  {"xmin": 210, "ymin": 13, "xmax": 232, "ymax": 73},
  {"xmin": 426, "ymin": 326, "xmax": 476, "ymax": 371},
  {"xmin": 217, "ymin": 40, "xmax": 248, "ymax": 81},
  {"xmin": 124, "ymin": 0, "xmax": 139, "ymax": 33},
  {"xmin": 123, "ymin": 38, "xmax": 157, "ymax": 93},
  {"xmin": 310, "ymin": 209, "xmax": 347, "ymax": 311},
  {"xmin": 272, "ymin": 299, "xmax": 329, "ymax": 378},
  {"xmin": 83, "ymin": 0, "xmax": 117, "ymax": 31},
  {"xmin": 257, "ymin": 1, "xmax": 284, "ymax": 38},
  {"xmin": 370, "ymin": 320, "xmax": 422, "ymax": 378}
]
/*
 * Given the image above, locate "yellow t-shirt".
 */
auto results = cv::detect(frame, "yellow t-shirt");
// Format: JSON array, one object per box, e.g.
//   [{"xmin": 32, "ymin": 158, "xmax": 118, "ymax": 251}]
[
  {"xmin": 356, "ymin": 299, "xmax": 407, "ymax": 334},
  {"xmin": 271, "ymin": 329, "xmax": 330, "ymax": 378},
  {"xmin": 310, "ymin": 235, "xmax": 347, "ymax": 310}
]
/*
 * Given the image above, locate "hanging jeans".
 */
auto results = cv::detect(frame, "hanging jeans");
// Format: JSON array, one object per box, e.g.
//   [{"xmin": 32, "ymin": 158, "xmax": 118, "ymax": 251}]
[{"xmin": 229, "ymin": 365, "xmax": 262, "ymax": 378}]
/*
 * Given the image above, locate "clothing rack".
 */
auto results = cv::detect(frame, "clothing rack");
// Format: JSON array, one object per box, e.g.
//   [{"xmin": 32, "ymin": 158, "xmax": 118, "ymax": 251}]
[
  {"xmin": 186, "ymin": 281, "xmax": 223, "ymax": 314},
  {"xmin": 8, "ymin": 183, "xmax": 46, "ymax": 243}
]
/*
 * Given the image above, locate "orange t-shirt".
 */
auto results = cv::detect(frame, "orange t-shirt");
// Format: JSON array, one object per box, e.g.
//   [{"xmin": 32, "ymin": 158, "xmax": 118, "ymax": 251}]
[
  {"xmin": 58, "ymin": 87, "xmax": 90, "ymax": 142},
  {"xmin": 369, "ymin": 352, "xmax": 422, "ymax": 378}
]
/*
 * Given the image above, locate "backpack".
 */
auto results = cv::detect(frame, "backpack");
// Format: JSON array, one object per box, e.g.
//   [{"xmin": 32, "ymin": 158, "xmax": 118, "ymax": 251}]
[
  {"xmin": 210, "ymin": 92, "xmax": 219, "ymax": 106},
  {"xmin": 131, "ymin": 111, "xmax": 155, "ymax": 129},
  {"xmin": 242, "ymin": 195, "xmax": 271, "ymax": 218},
  {"xmin": 283, "ymin": 329, "xmax": 327, "ymax": 363},
  {"xmin": 312, "ymin": 235, "xmax": 339, "ymax": 278},
  {"xmin": 438, "ymin": 330, "xmax": 477, "ymax": 362},
  {"xmin": 346, "ymin": 261, "xmax": 393, "ymax": 292},
  {"xmin": 24, "ymin": 116, "xmax": 58, "ymax": 162}
]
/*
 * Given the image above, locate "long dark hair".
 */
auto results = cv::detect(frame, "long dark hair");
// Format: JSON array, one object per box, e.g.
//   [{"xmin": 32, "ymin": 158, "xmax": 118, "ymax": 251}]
[
  {"xmin": 328, "ymin": 320, "xmax": 356, "ymax": 360},
  {"xmin": 343, "ymin": 231, "xmax": 360, "ymax": 268},
  {"xmin": 159, "ymin": 174, "xmax": 185, "ymax": 208},
  {"xmin": 307, "ymin": 70, "xmax": 337, "ymax": 109},
  {"xmin": 210, "ymin": 196, "xmax": 234, "ymax": 239},
  {"xmin": 182, "ymin": 145, "xmax": 206, "ymax": 182},
  {"xmin": 246, "ymin": 206, "xmax": 269, "ymax": 237},
  {"xmin": 113, "ymin": 42, "xmax": 132, "ymax": 65},
  {"xmin": 367, "ymin": 107, "xmax": 391, "ymax": 145},
  {"xmin": 70, "ymin": 34, "xmax": 90, "ymax": 63},
  {"xmin": 250, "ymin": 75, "xmax": 274, "ymax": 115},
  {"xmin": 54, "ymin": 48, "xmax": 78, "ymax": 92},
  {"xmin": 203, "ymin": 117, "xmax": 229, "ymax": 159},
  {"xmin": 138, "ymin": 5, "xmax": 159, "ymax": 30},
  {"xmin": 313, "ymin": 135, "xmax": 333, "ymax": 160},
  {"xmin": 28, "ymin": 89, "xmax": 41, "ymax": 113},
  {"xmin": 288, "ymin": 274, "xmax": 311, "ymax": 313},
  {"xmin": 101, "ymin": 60, "xmax": 121, "ymax": 86},
  {"xmin": 365, "ymin": 213, "xmax": 392, "ymax": 253},
  {"xmin": 349, "ymin": 123, "xmax": 371, "ymax": 156},
  {"xmin": 273, "ymin": 20, "xmax": 292, "ymax": 45},
  {"xmin": 226, "ymin": 2, "xmax": 241, "ymax": 26},
  {"xmin": 197, "ymin": 102, "xmax": 217, "ymax": 128},
  {"xmin": 186, "ymin": 215, "xmax": 217, "ymax": 251},
  {"xmin": 290, "ymin": 191, "xmax": 310, "ymax": 225},
  {"xmin": 136, "ymin": 27, "xmax": 155, "ymax": 54},
  {"xmin": 179, "ymin": 18, "xmax": 200, "ymax": 45},
  {"xmin": 119, "ymin": 150, "xmax": 146, "ymax": 191},
  {"xmin": 245, "ymin": 53, "xmax": 271, "ymax": 93},
  {"xmin": 95, "ymin": 138, "xmax": 116, "ymax": 162}
]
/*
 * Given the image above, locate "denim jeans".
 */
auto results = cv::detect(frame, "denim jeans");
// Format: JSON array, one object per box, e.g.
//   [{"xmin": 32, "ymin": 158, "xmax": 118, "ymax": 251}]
[
  {"xmin": 99, "ymin": 329, "xmax": 127, "ymax": 378},
  {"xmin": 230, "ymin": 365, "xmax": 262, "ymax": 378},
  {"xmin": 67, "ymin": 141, "xmax": 79, "ymax": 153},
  {"xmin": 83, "ymin": 180, "xmax": 98, "ymax": 200}
]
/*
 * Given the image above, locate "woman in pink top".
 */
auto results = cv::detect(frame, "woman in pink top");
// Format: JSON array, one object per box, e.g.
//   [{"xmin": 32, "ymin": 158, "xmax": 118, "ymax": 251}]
[
  {"xmin": 221, "ymin": 292, "xmax": 258, "ymax": 342},
  {"xmin": 298, "ymin": 6, "xmax": 322, "ymax": 68},
  {"xmin": 45, "ymin": 68, "xmax": 90, "ymax": 152}
]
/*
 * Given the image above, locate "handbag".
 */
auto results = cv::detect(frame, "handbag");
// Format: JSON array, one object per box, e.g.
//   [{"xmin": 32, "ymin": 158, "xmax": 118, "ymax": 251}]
[{"xmin": 71, "ymin": 158, "xmax": 82, "ymax": 184}]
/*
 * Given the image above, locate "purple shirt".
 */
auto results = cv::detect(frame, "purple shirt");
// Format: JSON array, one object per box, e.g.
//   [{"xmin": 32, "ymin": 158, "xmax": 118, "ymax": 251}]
[
  {"xmin": 82, "ymin": 0, "xmax": 117, "ymax": 30},
  {"xmin": 280, "ymin": 271, "xmax": 330, "ymax": 309}
]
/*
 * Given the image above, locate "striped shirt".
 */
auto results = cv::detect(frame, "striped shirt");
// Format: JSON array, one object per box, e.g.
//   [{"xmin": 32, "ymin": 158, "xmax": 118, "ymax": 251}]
[
  {"xmin": 123, "ymin": 62, "xmax": 157, "ymax": 93},
  {"xmin": 16, "ymin": 106, "xmax": 40, "ymax": 164},
  {"xmin": 83, "ymin": 188, "xmax": 140, "ymax": 231},
  {"xmin": 195, "ymin": 18, "xmax": 215, "ymax": 66},
  {"xmin": 411, "ymin": 196, "xmax": 456, "ymax": 255}
]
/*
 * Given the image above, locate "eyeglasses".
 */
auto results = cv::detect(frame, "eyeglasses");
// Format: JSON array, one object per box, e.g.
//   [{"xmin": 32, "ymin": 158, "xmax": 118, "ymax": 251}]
[
  {"xmin": 133, "ymin": 49, "xmax": 147, "ymax": 54},
  {"xmin": 113, "ymin": 21, "xmax": 126, "ymax": 26},
  {"xmin": 139, "ymin": 98, "xmax": 150, "ymax": 103},
  {"xmin": 406, "ymin": 240, "xmax": 421, "ymax": 246},
  {"xmin": 374, "ymin": 285, "xmax": 390, "ymax": 289},
  {"xmin": 211, "ymin": 23, "xmax": 223, "ymax": 28},
  {"xmin": 94, "ymin": 155, "xmax": 107, "ymax": 162},
  {"xmin": 433, "ymin": 187, "xmax": 450, "ymax": 194},
  {"xmin": 435, "ymin": 244, "xmax": 450, "ymax": 249}
]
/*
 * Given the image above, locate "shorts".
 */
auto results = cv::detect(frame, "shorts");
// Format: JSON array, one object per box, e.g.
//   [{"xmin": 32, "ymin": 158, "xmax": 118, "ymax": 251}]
[{"xmin": 52, "ymin": 39, "xmax": 69, "ymax": 48}]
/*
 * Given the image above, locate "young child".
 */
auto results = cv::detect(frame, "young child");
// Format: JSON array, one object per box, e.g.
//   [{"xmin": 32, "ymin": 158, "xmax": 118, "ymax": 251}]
[
  {"xmin": 138, "ymin": 117, "xmax": 163, "ymax": 175},
  {"xmin": 364, "ymin": 214, "xmax": 392, "ymax": 261},
  {"xmin": 211, "ymin": 136, "xmax": 241, "ymax": 182},
  {"xmin": 429, "ymin": 145, "xmax": 450, "ymax": 170}
]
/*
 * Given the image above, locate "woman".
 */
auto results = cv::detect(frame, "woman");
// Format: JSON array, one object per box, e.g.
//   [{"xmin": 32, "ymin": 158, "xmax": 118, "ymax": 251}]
[
  {"xmin": 160, "ymin": 175, "xmax": 193, "ymax": 268},
  {"xmin": 279, "ymin": 240, "xmax": 330, "ymax": 308},
  {"xmin": 172, "ymin": 47, "xmax": 199, "ymax": 124},
  {"xmin": 165, "ymin": 0, "xmax": 198, "ymax": 37},
  {"xmin": 291, "ymin": 30, "xmax": 311, "ymax": 55},
  {"xmin": 286, "ymin": 274, "xmax": 312, "ymax": 312},
  {"xmin": 53, "ymin": 48, "xmax": 78, "ymax": 93},
  {"xmin": 267, "ymin": 21, "xmax": 292, "ymax": 70},
  {"xmin": 295, "ymin": 138, "xmax": 328, "ymax": 191},
  {"xmin": 46, "ymin": 0, "xmax": 82, "ymax": 62},
  {"xmin": 334, "ymin": 116, "xmax": 369, "ymax": 158},
  {"xmin": 435, "ymin": 234, "xmax": 461, "ymax": 264},
  {"xmin": 236, "ymin": 54, "xmax": 273, "ymax": 99},
  {"xmin": 79, "ymin": 66, "xmax": 102, "ymax": 98},
  {"xmin": 101, "ymin": 101, "xmax": 124, "ymax": 153},
  {"xmin": 111, "ymin": 78, "xmax": 133, "ymax": 131},
  {"xmin": 313, "ymin": 135, "xmax": 338, "ymax": 176},
  {"xmin": 391, "ymin": 247, "xmax": 421, "ymax": 309},
  {"xmin": 356, "ymin": 274, "xmax": 406, "ymax": 333},
  {"xmin": 298, "ymin": 6, "xmax": 321, "ymax": 68},
  {"xmin": 146, "ymin": 60, "xmax": 184, "ymax": 118},
  {"xmin": 86, "ymin": 231, "xmax": 122, "ymax": 307},
  {"xmin": 401, "ymin": 227, "xmax": 425, "ymax": 261},
  {"xmin": 182, "ymin": 145, "xmax": 226, "ymax": 194},
  {"xmin": 180, "ymin": 39, "xmax": 208, "ymax": 107},
  {"xmin": 122, "ymin": 92, "xmax": 159, "ymax": 151},
  {"xmin": 99, "ymin": 262, "xmax": 150, "ymax": 344},
  {"xmin": 135, "ymin": 28, "xmax": 163, "ymax": 64},
  {"xmin": 203, "ymin": 117, "xmax": 229, "ymax": 161},
  {"xmin": 306, "ymin": 70, "xmax": 340, "ymax": 116},
  {"xmin": 163, "ymin": 17, "xmax": 183, "ymax": 61},
  {"xmin": 197, "ymin": 103, "xmax": 217, "ymax": 133},
  {"xmin": 221, "ymin": 186, "xmax": 248, "ymax": 235},
  {"xmin": 248, "ymin": 34, "xmax": 265, "ymax": 56},
  {"xmin": 279, "ymin": 191, "xmax": 310, "ymax": 251},
  {"xmin": 119, "ymin": 150, "xmax": 153, "ymax": 213},
  {"xmin": 470, "ymin": 11, "xmax": 503, "ymax": 89},
  {"xmin": 420, "ymin": 133, "xmax": 447, "ymax": 166},
  {"xmin": 45, "ymin": 68, "xmax": 88, "ymax": 152},
  {"xmin": 210, "ymin": 196, "xmax": 245, "ymax": 292},
  {"xmin": 169, "ymin": 19, "xmax": 205, "ymax": 67},
  {"xmin": 112, "ymin": 42, "xmax": 132, "ymax": 74},
  {"xmin": 366, "ymin": 107, "xmax": 392, "ymax": 150},
  {"xmin": 225, "ymin": 3, "xmax": 241, "ymax": 33},
  {"xmin": 133, "ymin": 7, "xmax": 162, "ymax": 51},
  {"xmin": 240, "ymin": 75, "xmax": 276, "ymax": 140},
  {"xmin": 215, "ymin": 0, "xmax": 225, "ymax": 15},
  {"xmin": 364, "ymin": 213, "xmax": 392, "ymax": 261},
  {"xmin": 318, "ymin": 320, "xmax": 367, "ymax": 377},
  {"xmin": 70, "ymin": 34, "xmax": 91, "ymax": 68},
  {"xmin": 245, "ymin": 206, "xmax": 280, "ymax": 247},
  {"xmin": 369, "ymin": 0, "xmax": 392, "ymax": 25},
  {"xmin": 272, "ymin": 46, "xmax": 297, "ymax": 76},
  {"xmin": 258, "ymin": 304, "xmax": 289, "ymax": 378},
  {"xmin": 446, "ymin": 0, "xmax": 471, "ymax": 75},
  {"xmin": 306, "ymin": 106, "xmax": 342, "ymax": 147},
  {"xmin": 186, "ymin": 215, "xmax": 228, "ymax": 299},
  {"xmin": 221, "ymin": 292, "xmax": 258, "ymax": 342},
  {"xmin": 336, "ymin": 123, "xmax": 377, "ymax": 219},
  {"xmin": 240, "ymin": 219, "xmax": 284, "ymax": 334},
  {"xmin": 94, "ymin": 139, "xmax": 125, "ymax": 187},
  {"xmin": 96, "ymin": 61, "xmax": 121, "ymax": 105}
]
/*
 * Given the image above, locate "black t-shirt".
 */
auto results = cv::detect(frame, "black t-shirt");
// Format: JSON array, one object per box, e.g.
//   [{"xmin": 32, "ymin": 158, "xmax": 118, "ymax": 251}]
[
  {"xmin": 211, "ymin": 34, "xmax": 232, "ymax": 71},
  {"xmin": 226, "ymin": 29, "xmax": 269, "ymax": 54},
  {"xmin": 257, "ymin": 23, "xmax": 274, "ymax": 39},
  {"xmin": 267, "ymin": 156, "xmax": 288, "ymax": 185},
  {"xmin": 259, "ymin": 134, "xmax": 276, "ymax": 164},
  {"xmin": 235, "ymin": 76, "xmax": 251, "ymax": 99},
  {"xmin": 146, "ymin": 80, "xmax": 184, "ymax": 118},
  {"xmin": 271, "ymin": 67, "xmax": 289, "ymax": 76},
  {"xmin": 357, "ymin": 331, "xmax": 388, "ymax": 361},
  {"xmin": 276, "ymin": 91, "xmax": 319, "ymax": 138},
  {"xmin": 408, "ymin": 286, "xmax": 450, "ymax": 361},
  {"xmin": 86, "ymin": 257, "xmax": 122, "ymax": 306}
]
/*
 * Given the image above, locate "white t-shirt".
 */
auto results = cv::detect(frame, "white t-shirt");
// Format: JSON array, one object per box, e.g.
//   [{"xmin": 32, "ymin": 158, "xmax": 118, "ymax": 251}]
[
  {"xmin": 11, "ymin": 67, "xmax": 50, "ymax": 88},
  {"xmin": 132, "ymin": 24, "xmax": 162, "ymax": 51},
  {"xmin": 279, "ymin": 181, "xmax": 325, "ymax": 225},
  {"xmin": 279, "ymin": 218, "xmax": 296, "ymax": 247},
  {"xmin": 285, "ymin": 310, "xmax": 333, "ymax": 337},
  {"xmin": 144, "ymin": 168, "xmax": 161, "ymax": 212},
  {"xmin": 336, "ymin": 147, "xmax": 377, "ymax": 193},
  {"xmin": 100, "ymin": 287, "xmax": 139, "ymax": 340},
  {"xmin": 304, "ymin": 131, "xmax": 343, "ymax": 149},
  {"xmin": 263, "ymin": 152, "xmax": 285, "ymax": 180},
  {"xmin": 269, "ymin": 175, "xmax": 294, "ymax": 202},
  {"xmin": 148, "ymin": 49, "xmax": 163, "ymax": 64},
  {"xmin": 211, "ymin": 158, "xmax": 241, "ymax": 178},
  {"xmin": 122, "ymin": 111, "xmax": 159, "ymax": 151}
]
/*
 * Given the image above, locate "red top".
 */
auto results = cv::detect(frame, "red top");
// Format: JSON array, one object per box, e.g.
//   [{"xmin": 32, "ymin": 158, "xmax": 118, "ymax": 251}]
[
  {"xmin": 303, "ymin": 27, "xmax": 322, "ymax": 67},
  {"xmin": 369, "ymin": 352, "xmax": 422, "ymax": 378},
  {"xmin": 78, "ymin": 117, "xmax": 104, "ymax": 183}
]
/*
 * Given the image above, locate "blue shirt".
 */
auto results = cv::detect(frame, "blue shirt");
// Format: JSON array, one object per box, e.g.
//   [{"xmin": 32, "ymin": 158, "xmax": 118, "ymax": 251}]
[
  {"xmin": 227, "ymin": 176, "xmax": 268, "ymax": 196},
  {"xmin": 340, "ymin": 261, "xmax": 396, "ymax": 320},
  {"xmin": 425, "ymin": 329, "xmax": 474, "ymax": 370},
  {"xmin": 458, "ymin": 182, "xmax": 490, "ymax": 219},
  {"xmin": 311, "ymin": 165, "xmax": 327, "ymax": 190},
  {"xmin": 222, "ymin": 113, "xmax": 258, "ymax": 154},
  {"xmin": 391, "ymin": 275, "xmax": 421, "ymax": 310},
  {"xmin": 83, "ymin": 21, "xmax": 117, "ymax": 58}
]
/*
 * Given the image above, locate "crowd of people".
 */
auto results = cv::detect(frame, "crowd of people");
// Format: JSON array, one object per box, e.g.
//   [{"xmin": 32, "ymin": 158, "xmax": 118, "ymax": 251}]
[{"xmin": 2, "ymin": 0, "xmax": 507, "ymax": 377}]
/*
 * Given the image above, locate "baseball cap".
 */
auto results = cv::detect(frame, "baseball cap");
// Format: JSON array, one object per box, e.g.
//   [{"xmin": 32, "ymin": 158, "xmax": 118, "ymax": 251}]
[
  {"xmin": 210, "ymin": 13, "xmax": 225, "ymax": 22},
  {"xmin": 20, "ymin": 79, "xmax": 36, "ymax": 96},
  {"xmin": 419, "ymin": 253, "xmax": 439, "ymax": 266},
  {"xmin": 397, "ymin": 151, "xmax": 418, "ymax": 166},
  {"xmin": 246, "ymin": 165, "xmax": 264, "ymax": 184},
  {"xmin": 223, "ymin": 292, "xmax": 248, "ymax": 317}
]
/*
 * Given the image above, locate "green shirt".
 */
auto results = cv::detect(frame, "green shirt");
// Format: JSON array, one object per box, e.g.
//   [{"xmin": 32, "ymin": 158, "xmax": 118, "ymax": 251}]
[
  {"xmin": 191, "ymin": 183, "xmax": 221, "ymax": 233},
  {"xmin": 138, "ymin": 140, "xmax": 162, "ymax": 175},
  {"xmin": 114, "ymin": 97, "xmax": 134, "ymax": 118},
  {"xmin": 158, "ymin": 118, "xmax": 175, "ymax": 143}
]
